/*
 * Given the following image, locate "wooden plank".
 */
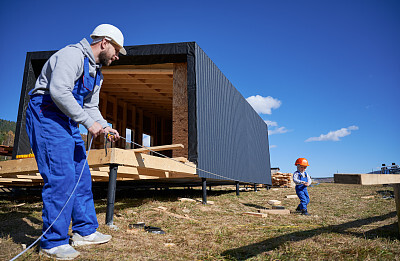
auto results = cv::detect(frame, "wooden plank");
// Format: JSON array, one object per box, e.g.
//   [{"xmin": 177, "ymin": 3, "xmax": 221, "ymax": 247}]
[
  {"xmin": 102, "ymin": 69, "xmax": 173, "ymax": 74},
  {"xmin": 136, "ymin": 108, "xmax": 143, "ymax": 146},
  {"xmin": 334, "ymin": 174, "xmax": 400, "ymax": 185},
  {"xmin": 242, "ymin": 212, "xmax": 268, "ymax": 218},
  {"xmin": 122, "ymin": 101, "xmax": 127, "ymax": 149},
  {"xmin": 258, "ymin": 209, "xmax": 290, "ymax": 215},
  {"xmin": 0, "ymin": 158, "xmax": 38, "ymax": 176},
  {"xmin": 0, "ymin": 147, "xmax": 196, "ymax": 180},
  {"xmin": 103, "ymin": 79, "xmax": 173, "ymax": 85}
]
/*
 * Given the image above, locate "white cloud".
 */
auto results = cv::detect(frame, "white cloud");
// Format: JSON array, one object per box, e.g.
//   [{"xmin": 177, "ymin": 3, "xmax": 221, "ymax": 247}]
[
  {"xmin": 264, "ymin": 120, "xmax": 278, "ymax": 127},
  {"xmin": 269, "ymin": 145, "xmax": 277, "ymax": 149},
  {"xmin": 246, "ymin": 95, "xmax": 281, "ymax": 115},
  {"xmin": 305, "ymin": 125, "xmax": 359, "ymax": 142},
  {"xmin": 269, "ymin": 126, "xmax": 289, "ymax": 135},
  {"xmin": 264, "ymin": 120, "xmax": 289, "ymax": 135}
]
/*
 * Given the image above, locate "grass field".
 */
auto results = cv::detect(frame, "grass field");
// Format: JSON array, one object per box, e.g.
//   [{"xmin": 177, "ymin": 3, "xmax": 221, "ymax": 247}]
[{"xmin": 0, "ymin": 183, "xmax": 399, "ymax": 260}]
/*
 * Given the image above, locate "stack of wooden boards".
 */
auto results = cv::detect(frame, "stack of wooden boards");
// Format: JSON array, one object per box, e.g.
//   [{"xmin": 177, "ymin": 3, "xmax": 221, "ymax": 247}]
[{"xmin": 271, "ymin": 172, "xmax": 295, "ymax": 188}]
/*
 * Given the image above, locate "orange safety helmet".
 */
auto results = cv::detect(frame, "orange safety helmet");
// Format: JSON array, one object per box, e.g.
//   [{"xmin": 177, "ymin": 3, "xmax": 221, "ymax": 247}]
[{"xmin": 295, "ymin": 158, "xmax": 309, "ymax": 166}]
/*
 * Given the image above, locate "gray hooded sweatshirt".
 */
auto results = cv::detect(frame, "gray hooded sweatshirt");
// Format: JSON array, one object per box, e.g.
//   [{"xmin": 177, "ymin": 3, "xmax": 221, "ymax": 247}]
[{"xmin": 30, "ymin": 38, "xmax": 108, "ymax": 130}]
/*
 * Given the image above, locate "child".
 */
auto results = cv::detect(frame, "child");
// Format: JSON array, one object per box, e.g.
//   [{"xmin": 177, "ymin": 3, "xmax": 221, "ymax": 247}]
[{"xmin": 293, "ymin": 158, "xmax": 312, "ymax": 215}]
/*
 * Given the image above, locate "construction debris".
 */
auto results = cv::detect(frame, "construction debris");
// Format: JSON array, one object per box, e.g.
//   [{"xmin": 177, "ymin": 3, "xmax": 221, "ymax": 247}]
[
  {"xmin": 178, "ymin": 198, "xmax": 214, "ymax": 205},
  {"xmin": 242, "ymin": 212, "xmax": 268, "ymax": 218},
  {"xmin": 285, "ymin": 195, "xmax": 298, "ymax": 199},
  {"xmin": 258, "ymin": 209, "xmax": 290, "ymax": 215},
  {"xmin": 272, "ymin": 205, "xmax": 285, "ymax": 209},
  {"xmin": 361, "ymin": 195, "xmax": 375, "ymax": 199},
  {"xmin": 267, "ymin": 200, "xmax": 281, "ymax": 206},
  {"xmin": 179, "ymin": 198, "xmax": 197, "ymax": 203},
  {"xmin": 271, "ymin": 172, "xmax": 294, "ymax": 188}
]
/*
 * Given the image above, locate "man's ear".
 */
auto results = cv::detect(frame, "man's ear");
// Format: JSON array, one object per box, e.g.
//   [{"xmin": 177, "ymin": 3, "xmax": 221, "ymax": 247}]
[{"xmin": 100, "ymin": 38, "xmax": 108, "ymax": 50}]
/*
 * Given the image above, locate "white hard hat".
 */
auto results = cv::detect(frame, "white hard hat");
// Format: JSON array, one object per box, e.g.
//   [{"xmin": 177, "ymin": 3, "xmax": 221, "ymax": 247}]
[{"xmin": 90, "ymin": 24, "xmax": 126, "ymax": 55}]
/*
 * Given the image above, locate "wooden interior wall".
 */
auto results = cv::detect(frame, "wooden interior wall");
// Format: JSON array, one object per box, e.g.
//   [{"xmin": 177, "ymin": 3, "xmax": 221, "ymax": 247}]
[
  {"xmin": 172, "ymin": 63, "xmax": 189, "ymax": 158},
  {"xmin": 92, "ymin": 63, "xmax": 181, "ymax": 159}
]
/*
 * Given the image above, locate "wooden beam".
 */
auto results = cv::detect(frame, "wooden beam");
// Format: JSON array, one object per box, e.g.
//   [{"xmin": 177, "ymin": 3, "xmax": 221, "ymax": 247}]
[
  {"xmin": 334, "ymin": 174, "xmax": 400, "ymax": 185},
  {"xmin": 103, "ymin": 79, "xmax": 173, "ymax": 85},
  {"xmin": 102, "ymin": 69, "xmax": 173, "ymax": 74},
  {"xmin": 122, "ymin": 101, "xmax": 127, "ymax": 149},
  {"xmin": 135, "ymin": 109, "xmax": 143, "ymax": 146},
  {"xmin": 128, "ymin": 144, "xmax": 184, "ymax": 153}
]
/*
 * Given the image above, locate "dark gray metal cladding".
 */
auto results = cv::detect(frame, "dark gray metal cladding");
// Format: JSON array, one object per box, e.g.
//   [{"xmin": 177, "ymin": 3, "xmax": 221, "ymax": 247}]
[{"xmin": 194, "ymin": 44, "xmax": 271, "ymax": 184}]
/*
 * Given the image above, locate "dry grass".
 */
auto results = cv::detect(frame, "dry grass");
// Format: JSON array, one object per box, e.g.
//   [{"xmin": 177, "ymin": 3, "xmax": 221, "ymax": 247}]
[{"xmin": 0, "ymin": 183, "xmax": 399, "ymax": 260}]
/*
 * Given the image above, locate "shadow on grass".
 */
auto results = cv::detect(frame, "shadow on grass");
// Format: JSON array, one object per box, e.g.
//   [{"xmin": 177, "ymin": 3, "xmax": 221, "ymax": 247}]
[
  {"xmin": 222, "ymin": 211, "xmax": 398, "ymax": 260},
  {"xmin": 0, "ymin": 211, "xmax": 42, "ymax": 245},
  {"xmin": 242, "ymin": 203, "xmax": 268, "ymax": 210},
  {"xmin": 93, "ymin": 187, "xmax": 238, "ymax": 214}
]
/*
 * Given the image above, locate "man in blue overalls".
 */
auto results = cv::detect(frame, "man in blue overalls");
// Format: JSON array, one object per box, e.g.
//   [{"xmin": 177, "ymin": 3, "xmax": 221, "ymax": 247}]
[
  {"xmin": 25, "ymin": 24, "xmax": 126, "ymax": 260},
  {"xmin": 293, "ymin": 158, "xmax": 312, "ymax": 216}
]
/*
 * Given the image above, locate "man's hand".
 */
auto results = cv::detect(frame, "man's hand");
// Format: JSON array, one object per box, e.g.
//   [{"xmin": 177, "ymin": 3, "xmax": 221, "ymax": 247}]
[
  {"xmin": 104, "ymin": 126, "xmax": 120, "ymax": 142},
  {"xmin": 88, "ymin": 122, "xmax": 104, "ymax": 137}
]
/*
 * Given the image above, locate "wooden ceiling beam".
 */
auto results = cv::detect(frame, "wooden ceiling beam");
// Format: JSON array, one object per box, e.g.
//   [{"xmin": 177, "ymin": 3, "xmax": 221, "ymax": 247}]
[
  {"xmin": 102, "ymin": 69, "xmax": 173, "ymax": 74},
  {"xmin": 103, "ymin": 78, "xmax": 173, "ymax": 85}
]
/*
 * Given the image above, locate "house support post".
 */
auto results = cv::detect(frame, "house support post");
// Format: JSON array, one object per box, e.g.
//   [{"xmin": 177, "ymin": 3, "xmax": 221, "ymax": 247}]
[
  {"xmin": 106, "ymin": 164, "xmax": 119, "ymax": 227},
  {"xmin": 393, "ymin": 183, "xmax": 400, "ymax": 235},
  {"xmin": 235, "ymin": 181, "xmax": 240, "ymax": 196},
  {"xmin": 202, "ymin": 178, "xmax": 207, "ymax": 204},
  {"xmin": 254, "ymin": 183, "xmax": 258, "ymax": 192}
]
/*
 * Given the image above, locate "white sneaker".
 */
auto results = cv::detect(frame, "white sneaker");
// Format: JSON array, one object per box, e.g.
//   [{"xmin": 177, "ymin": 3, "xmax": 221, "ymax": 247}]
[
  {"xmin": 71, "ymin": 231, "xmax": 112, "ymax": 246},
  {"xmin": 39, "ymin": 244, "xmax": 80, "ymax": 260}
]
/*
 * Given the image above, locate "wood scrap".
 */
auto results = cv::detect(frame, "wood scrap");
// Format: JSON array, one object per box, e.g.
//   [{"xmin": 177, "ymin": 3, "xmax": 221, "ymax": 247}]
[
  {"xmin": 268, "ymin": 200, "xmax": 281, "ymax": 206},
  {"xmin": 361, "ymin": 195, "xmax": 375, "ymax": 199},
  {"xmin": 285, "ymin": 195, "xmax": 298, "ymax": 199},
  {"xmin": 258, "ymin": 209, "xmax": 290, "ymax": 215},
  {"xmin": 179, "ymin": 198, "xmax": 197, "ymax": 202},
  {"xmin": 242, "ymin": 212, "xmax": 268, "ymax": 218}
]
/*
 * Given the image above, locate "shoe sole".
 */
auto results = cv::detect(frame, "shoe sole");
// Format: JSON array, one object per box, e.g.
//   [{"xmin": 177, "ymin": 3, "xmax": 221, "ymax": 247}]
[
  {"xmin": 71, "ymin": 237, "xmax": 111, "ymax": 247},
  {"xmin": 39, "ymin": 250, "xmax": 79, "ymax": 260}
]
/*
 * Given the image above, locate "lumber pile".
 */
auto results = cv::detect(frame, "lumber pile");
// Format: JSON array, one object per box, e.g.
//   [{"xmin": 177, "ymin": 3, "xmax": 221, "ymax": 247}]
[{"xmin": 271, "ymin": 172, "xmax": 294, "ymax": 188}]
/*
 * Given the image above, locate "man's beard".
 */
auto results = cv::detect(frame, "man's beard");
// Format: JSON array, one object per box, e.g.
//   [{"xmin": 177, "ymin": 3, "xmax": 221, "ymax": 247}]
[{"xmin": 99, "ymin": 51, "xmax": 111, "ymax": 66}]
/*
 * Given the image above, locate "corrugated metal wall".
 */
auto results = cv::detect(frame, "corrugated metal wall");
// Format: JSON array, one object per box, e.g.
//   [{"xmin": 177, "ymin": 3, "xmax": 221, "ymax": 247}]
[{"xmin": 195, "ymin": 44, "xmax": 271, "ymax": 184}]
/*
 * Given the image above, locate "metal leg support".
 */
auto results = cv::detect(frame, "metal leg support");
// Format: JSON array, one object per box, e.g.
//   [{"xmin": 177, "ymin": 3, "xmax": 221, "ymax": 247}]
[
  {"xmin": 254, "ymin": 183, "xmax": 258, "ymax": 192},
  {"xmin": 202, "ymin": 178, "xmax": 207, "ymax": 204},
  {"xmin": 236, "ymin": 181, "xmax": 240, "ymax": 196},
  {"xmin": 393, "ymin": 184, "xmax": 400, "ymax": 236},
  {"xmin": 106, "ymin": 164, "xmax": 119, "ymax": 227}
]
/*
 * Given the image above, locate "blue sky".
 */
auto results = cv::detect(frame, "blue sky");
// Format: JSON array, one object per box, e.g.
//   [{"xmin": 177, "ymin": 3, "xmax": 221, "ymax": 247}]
[{"xmin": 0, "ymin": 0, "xmax": 399, "ymax": 177}]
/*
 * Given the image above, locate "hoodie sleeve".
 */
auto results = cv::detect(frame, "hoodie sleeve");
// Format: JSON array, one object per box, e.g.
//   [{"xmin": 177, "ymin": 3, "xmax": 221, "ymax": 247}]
[{"xmin": 48, "ymin": 48, "xmax": 95, "ymax": 129}]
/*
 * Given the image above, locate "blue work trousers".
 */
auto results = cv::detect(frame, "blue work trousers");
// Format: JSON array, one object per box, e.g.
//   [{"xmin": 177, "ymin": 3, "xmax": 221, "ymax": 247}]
[
  {"xmin": 295, "ymin": 186, "xmax": 310, "ymax": 211},
  {"xmin": 25, "ymin": 94, "xmax": 98, "ymax": 249}
]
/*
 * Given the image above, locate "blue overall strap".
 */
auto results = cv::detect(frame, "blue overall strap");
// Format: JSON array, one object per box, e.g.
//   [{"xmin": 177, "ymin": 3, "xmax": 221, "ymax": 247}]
[{"xmin": 72, "ymin": 57, "xmax": 101, "ymax": 107}]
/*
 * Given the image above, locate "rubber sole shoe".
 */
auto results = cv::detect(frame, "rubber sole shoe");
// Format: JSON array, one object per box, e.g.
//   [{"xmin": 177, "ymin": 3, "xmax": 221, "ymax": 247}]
[
  {"xmin": 39, "ymin": 244, "xmax": 80, "ymax": 260},
  {"xmin": 71, "ymin": 231, "xmax": 112, "ymax": 247}
]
